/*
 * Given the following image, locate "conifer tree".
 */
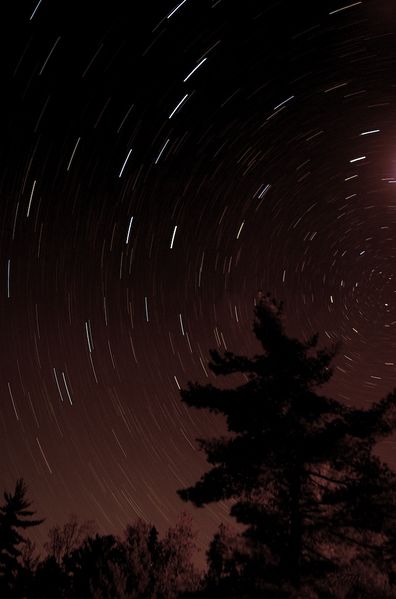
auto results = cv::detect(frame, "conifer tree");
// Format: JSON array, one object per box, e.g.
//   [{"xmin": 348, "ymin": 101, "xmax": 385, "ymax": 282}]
[
  {"xmin": 178, "ymin": 297, "xmax": 396, "ymax": 592},
  {"xmin": 0, "ymin": 478, "xmax": 43, "ymax": 596}
]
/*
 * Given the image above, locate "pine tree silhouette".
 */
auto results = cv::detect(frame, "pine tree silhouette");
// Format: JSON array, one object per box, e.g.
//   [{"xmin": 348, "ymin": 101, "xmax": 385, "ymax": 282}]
[
  {"xmin": 0, "ymin": 478, "xmax": 43, "ymax": 596},
  {"xmin": 178, "ymin": 296, "xmax": 396, "ymax": 594}
]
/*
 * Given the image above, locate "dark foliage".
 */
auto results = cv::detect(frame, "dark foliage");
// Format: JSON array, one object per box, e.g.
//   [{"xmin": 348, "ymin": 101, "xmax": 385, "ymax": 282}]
[
  {"xmin": 44, "ymin": 514, "xmax": 94, "ymax": 565},
  {"xmin": 30, "ymin": 556, "xmax": 70, "ymax": 598},
  {"xmin": 0, "ymin": 502, "xmax": 200, "ymax": 598},
  {"xmin": 178, "ymin": 296, "xmax": 396, "ymax": 595},
  {"xmin": 4, "ymin": 299, "xmax": 396, "ymax": 597},
  {"xmin": 0, "ymin": 478, "xmax": 43, "ymax": 597}
]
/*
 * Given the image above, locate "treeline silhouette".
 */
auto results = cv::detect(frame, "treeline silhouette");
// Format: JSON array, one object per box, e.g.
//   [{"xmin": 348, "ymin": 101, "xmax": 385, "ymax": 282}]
[
  {"xmin": 2, "ymin": 296, "xmax": 396, "ymax": 598},
  {"xmin": 0, "ymin": 482, "xmax": 199, "ymax": 598}
]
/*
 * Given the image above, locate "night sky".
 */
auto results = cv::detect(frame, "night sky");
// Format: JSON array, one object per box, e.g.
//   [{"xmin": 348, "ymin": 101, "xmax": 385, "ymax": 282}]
[{"xmin": 1, "ymin": 0, "xmax": 396, "ymax": 561}]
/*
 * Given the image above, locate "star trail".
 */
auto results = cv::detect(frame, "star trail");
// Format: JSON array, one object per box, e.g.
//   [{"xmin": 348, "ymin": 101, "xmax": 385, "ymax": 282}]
[{"xmin": 1, "ymin": 0, "xmax": 396, "ymax": 561}]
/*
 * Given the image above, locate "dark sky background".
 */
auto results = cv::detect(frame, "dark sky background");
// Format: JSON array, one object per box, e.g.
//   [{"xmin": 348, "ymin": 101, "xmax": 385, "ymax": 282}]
[{"xmin": 1, "ymin": 0, "xmax": 396, "ymax": 563}]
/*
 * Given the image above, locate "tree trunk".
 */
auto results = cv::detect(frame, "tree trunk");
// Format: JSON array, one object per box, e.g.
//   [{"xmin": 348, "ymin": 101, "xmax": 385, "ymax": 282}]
[{"xmin": 288, "ymin": 470, "xmax": 302, "ymax": 589}]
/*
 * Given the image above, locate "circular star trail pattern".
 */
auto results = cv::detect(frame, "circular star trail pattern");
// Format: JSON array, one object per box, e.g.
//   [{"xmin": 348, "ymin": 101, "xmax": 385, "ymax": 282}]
[{"xmin": 1, "ymin": 0, "xmax": 396, "ymax": 558}]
